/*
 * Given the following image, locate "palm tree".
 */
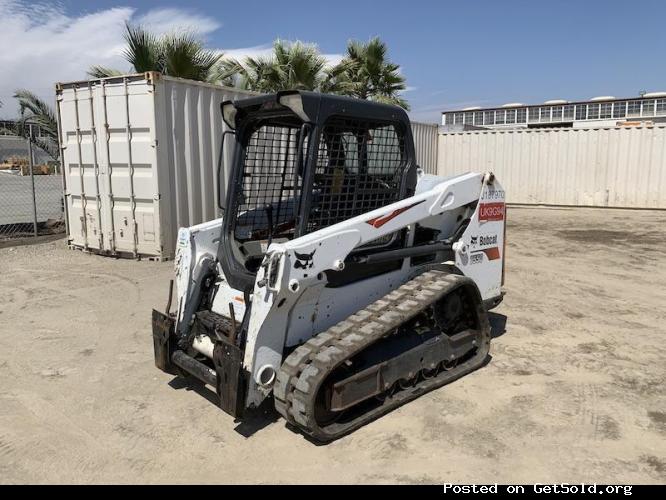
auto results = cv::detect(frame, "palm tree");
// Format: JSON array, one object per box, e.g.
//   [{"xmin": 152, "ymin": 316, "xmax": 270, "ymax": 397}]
[
  {"xmin": 89, "ymin": 24, "xmax": 222, "ymax": 82},
  {"xmin": 214, "ymin": 56, "xmax": 273, "ymax": 92},
  {"xmin": 217, "ymin": 38, "xmax": 409, "ymax": 109},
  {"xmin": 337, "ymin": 37, "xmax": 409, "ymax": 109},
  {"xmin": 214, "ymin": 40, "xmax": 353, "ymax": 94},
  {"xmin": 13, "ymin": 90, "xmax": 59, "ymax": 160}
]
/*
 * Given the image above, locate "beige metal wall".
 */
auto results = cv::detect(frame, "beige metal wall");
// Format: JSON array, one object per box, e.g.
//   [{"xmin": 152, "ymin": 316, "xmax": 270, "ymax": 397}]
[
  {"xmin": 438, "ymin": 125, "xmax": 666, "ymax": 208},
  {"xmin": 411, "ymin": 121, "xmax": 439, "ymax": 174},
  {"xmin": 154, "ymin": 77, "xmax": 255, "ymax": 234}
]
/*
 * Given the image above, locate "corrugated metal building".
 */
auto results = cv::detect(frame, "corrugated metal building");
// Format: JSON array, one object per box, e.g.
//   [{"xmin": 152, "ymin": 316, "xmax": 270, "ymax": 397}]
[
  {"xmin": 410, "ymin": 121, "xmax": 439, "ymax": 174},
  {"xmin": 441, "ymin": 92, "xmax": 666, "ymax": 130},
  {"xmin": 438, "ymin": 125, "xmax": 666, "ymax": 209}
]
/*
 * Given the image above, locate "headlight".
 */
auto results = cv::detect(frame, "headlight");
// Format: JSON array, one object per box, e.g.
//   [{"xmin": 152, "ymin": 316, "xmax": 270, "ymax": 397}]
[
  {"xmin": 278, "ymin": 93, "xmax": 309, "ymax": 122},
  {"xmin": 222, "ymin": 101, "xmax": 237, "ymax": 129}
]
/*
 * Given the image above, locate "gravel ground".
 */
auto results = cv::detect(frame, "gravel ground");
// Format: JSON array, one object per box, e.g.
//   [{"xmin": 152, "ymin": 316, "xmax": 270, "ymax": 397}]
[{"xmin": 0, "ymin": 206, "xmax": 664, "ymax": 484}]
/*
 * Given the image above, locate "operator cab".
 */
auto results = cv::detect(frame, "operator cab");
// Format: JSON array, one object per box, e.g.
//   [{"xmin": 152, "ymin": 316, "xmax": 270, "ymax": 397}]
[{"xmin": 218, "ymin": 91, "xmax": 418, "ymax": 291}]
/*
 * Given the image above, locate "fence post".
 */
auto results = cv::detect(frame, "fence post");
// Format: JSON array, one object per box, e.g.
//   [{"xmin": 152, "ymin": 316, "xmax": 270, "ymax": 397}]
[{"xmin": 27, "ymin": 124, "xmax": 38, "ymax": 237}]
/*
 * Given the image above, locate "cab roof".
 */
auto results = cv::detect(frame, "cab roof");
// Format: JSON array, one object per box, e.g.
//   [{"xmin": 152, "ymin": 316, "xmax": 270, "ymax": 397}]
[{"xmin": 223, "ymin": 90, "xmax": 410, "ymax": 128}]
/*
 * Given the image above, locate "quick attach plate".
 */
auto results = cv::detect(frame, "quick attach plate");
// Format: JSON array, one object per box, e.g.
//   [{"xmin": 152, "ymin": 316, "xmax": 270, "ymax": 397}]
[{"xmin": 152, "ymin": 309, "xmax": 176, "ymax": 374}]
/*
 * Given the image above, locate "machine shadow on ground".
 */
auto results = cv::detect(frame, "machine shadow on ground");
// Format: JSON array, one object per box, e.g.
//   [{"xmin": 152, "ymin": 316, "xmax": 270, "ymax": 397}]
[
  {"xmin": 168, "ymin": 374, "xmax": 282, "ymax": 438},
  {"xmin": 168, "ymin": 376, "xmax": 220, "ymax": 406}
]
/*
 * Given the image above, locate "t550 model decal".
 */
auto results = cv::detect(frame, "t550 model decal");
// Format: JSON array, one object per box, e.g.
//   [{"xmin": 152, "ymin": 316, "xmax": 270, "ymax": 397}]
[{"xmin": 366, "ymin": 201, "xmax": 425, "ymax": 228}]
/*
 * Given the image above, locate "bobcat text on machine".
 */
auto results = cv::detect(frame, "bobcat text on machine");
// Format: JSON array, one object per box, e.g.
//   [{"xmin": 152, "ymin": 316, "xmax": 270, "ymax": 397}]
[{"xmin": 152, "ymin": 90, "xmax": 506, "ymax": 442}]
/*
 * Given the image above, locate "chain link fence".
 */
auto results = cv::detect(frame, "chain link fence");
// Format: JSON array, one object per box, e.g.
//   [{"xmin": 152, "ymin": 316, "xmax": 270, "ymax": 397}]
[{"xmin": 0, "ymin": 135, "xmax": 65, "ymax": 244}]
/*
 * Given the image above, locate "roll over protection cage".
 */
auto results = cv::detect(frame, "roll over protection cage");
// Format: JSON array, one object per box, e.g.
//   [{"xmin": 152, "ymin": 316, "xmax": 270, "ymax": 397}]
[{"xmin": 217, "ymin": 90, "xmax": 418, "ymax": 292}]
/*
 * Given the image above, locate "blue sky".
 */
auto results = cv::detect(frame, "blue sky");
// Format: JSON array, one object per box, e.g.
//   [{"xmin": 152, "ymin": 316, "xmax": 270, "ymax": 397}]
[{"xmin": 1, "ymin": 0, "xmax": 665, "ymax": 121}]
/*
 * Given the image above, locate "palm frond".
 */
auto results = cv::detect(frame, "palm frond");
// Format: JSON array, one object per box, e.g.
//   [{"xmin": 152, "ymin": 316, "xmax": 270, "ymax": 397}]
[
  {"xmin": 123, "ymin": 23, "xmax": 160, "ymax": 73},
  {"xmin": 210, "ymin": 59, "xmax": 246, "ymax": 87},
  {"xmin": 14, "ymin": 90, "xmax": 57, "ymax": 131},
  {"xmin": 216, "ymin": 39, "xmax": 333, "ymax": 93},
  {"xmin": 87, "ymin": 65, "xmax": 124, "ymax": 79},
  {"xmin": 336, "ymin": 37, "xmax": 408, "ymax": 108},
  {"xmin": 371, "ymin": 93, "xmax": 410, "ymax": 111},
  {"xmin": 160, "ymin": 31, "xmax": 223, "ymax": 81},
  {"xmin": 13, "ymin": 90, "xmax": 59, "ymax": 159},
  {"xmin": 321, "ymin": 59, "xmax": 357, "ymax": 94}
]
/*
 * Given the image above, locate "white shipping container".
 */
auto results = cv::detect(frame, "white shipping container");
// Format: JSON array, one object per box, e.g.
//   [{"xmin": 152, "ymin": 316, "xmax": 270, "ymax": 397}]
[{"xmin": 56, "ymin": 72, "xmax": 255, "ymax": 260}]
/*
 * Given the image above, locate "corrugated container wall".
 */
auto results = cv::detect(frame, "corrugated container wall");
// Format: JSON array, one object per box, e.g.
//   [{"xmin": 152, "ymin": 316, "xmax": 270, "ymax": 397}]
[
  {"xmin": 438, "ymin": 126, "xmax": 666, "ymax": 209},
  {"xmin": 410, "ymin": 121, "xmax": 439, "ymax": 174},
  {"xmin": 56, "ymin": 73, "xmax": 255, "ymax": 260}
]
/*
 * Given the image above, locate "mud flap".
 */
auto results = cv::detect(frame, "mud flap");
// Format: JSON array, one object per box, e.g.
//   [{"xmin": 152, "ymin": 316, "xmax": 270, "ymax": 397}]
[
  {"xmin": 213, "ymin": 340, "xmax": 246, "ymax": 419},
  {"xmin": 152, "ymin": 309, "xmax": 176, "ymax": 374}
]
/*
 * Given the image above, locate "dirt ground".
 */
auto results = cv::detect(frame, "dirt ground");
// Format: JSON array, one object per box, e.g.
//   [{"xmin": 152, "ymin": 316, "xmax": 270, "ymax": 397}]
[{"xmin": 0, "ymin": 206, "xmax": 664, "ymax": 484}]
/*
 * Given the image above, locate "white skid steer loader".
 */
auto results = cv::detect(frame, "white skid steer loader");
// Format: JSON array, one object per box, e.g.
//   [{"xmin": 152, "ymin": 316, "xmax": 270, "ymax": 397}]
[{"xmin": 152, "ymin": 91, "xmax": 506, "ymax": 442}]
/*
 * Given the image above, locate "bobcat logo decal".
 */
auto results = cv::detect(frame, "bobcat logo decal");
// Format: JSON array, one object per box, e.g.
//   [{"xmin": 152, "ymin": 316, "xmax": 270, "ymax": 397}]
[{"xmin": 294, "ymin": 249, "xmax": 316, "ymax": 269}]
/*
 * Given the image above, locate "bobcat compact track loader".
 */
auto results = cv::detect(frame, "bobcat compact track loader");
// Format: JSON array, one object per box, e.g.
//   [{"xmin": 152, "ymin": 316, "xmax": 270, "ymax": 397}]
[{"xmin": 152, "ymin": 91, "xmax": 506, "ymax": 442}]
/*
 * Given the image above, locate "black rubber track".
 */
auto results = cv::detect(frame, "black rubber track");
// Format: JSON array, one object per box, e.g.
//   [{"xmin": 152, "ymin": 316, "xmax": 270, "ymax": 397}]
[{"xmin": 273, "ymin": 270, "xmax": 491, "ymax": 442}]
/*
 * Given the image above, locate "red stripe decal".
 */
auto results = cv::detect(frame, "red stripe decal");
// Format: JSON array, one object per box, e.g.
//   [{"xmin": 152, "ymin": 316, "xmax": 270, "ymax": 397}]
[
  {"xmin": 481, "ymin": 247, "xmax": 501, "ymax": 260},
  {"xmin": 366, "ymin": 201, "xmax": 424, "ymax": 229}
]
